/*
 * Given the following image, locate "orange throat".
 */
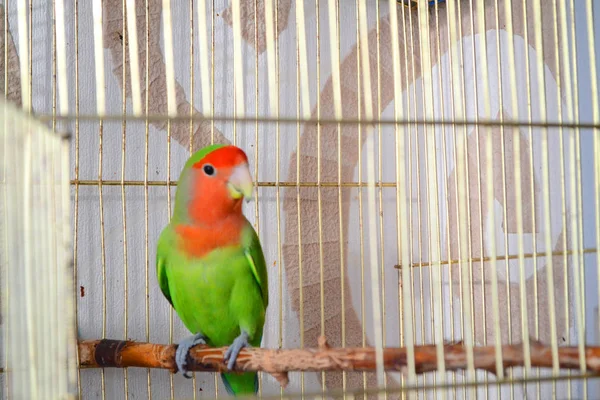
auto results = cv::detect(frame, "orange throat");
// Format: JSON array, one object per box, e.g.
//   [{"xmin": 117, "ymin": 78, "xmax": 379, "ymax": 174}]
[{"xmin": 174, "ymin": 215, "xmax": 246, "ymax": 258}]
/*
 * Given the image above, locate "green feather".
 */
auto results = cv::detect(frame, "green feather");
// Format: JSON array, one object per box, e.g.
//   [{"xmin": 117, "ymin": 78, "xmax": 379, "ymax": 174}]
[
  {"xmin": 156, "ymin": 145, "xmax": 268, "ymax": 396},
  {"xmin": 182, "ymin": 143, "xmax": 227, "ymax": 170}
]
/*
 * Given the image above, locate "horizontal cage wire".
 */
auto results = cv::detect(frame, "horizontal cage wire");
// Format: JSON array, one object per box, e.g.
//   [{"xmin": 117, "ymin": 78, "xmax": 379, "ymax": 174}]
[{"xmin": 0, "ymin": 0, "xmax": 599, "ymax": 399}]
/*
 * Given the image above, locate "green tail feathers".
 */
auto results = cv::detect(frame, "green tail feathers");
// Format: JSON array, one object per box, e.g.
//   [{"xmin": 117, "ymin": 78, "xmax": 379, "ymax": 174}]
[{"xmin": 221, "ymin": 371, "xmax": 259, "ymax": 396}]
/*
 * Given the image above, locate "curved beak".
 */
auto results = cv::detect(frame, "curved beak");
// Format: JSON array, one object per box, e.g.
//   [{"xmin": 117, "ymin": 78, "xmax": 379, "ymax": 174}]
[{"xmin": 227, "ymin": 163, "xmax": 254, "ymax": 202}]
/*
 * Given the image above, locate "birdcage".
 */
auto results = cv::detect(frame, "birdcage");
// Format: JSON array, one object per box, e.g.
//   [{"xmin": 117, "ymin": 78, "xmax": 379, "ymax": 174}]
[{"xmin": 1, "ymin": 0, "xmax": 599, "ymax": 399}]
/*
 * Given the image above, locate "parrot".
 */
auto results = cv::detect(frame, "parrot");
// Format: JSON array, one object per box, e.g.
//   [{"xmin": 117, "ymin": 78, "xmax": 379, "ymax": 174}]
[{"xmin": 156, "ymin": 143, "xmax": 268, "ymax": 396}]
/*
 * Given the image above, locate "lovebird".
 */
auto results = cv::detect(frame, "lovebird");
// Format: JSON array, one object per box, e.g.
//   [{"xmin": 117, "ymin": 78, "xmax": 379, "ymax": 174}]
[{"xmin": 156, "ymin": 144, "xmax": 268, "ymax": 396}]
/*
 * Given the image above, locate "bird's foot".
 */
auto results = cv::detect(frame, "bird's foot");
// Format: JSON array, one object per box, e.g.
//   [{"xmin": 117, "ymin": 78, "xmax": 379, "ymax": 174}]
[
  {"xmin": 223, "ymin": 330, "xmax": 250, "ymax": 371},
  {"xmin": 176, "ymin": 333, "xmax": 206, "ymax": 378}
]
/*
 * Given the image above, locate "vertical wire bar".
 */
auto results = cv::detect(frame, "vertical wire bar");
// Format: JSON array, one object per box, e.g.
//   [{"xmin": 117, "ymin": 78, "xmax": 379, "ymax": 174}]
[
  {"xmin": 415, "ymin": 8, "xmax": 437, "ymax": 393},
  {"xmin": 231, "ymin": 0, "xmax": 244, "ymax": 127},
  {"xmin": 531, "ymin": 0, "xmax": 560, "ymax": 378},
  {"xmin": 520, "ymin": 4, "xmax": 539, "ymax": 391},
  {"xmin": 357, "ymin": 1, "xmax": 384, "ymax": 393},
  {"xmin": 210, "ymin": 0, "xmax": 215, "ymax": 145},
  {"xmin": 315, "ymin": 0, "xmax": 326, "ymax": 394},
  {"xmin": 161, "ymin": 1, "xmax": 176, "ymax": 396},
  {"xmin": 92, "ymin": 0, "xmax": 106, "ymax": 116},
  {"xmin": 437, "ymin": 1, "xmax": 459, "ymax": 396},
  {"xmin": 188, "ymin": 1, "xmax": 197, "ymax": 394},
  {"xmin": 144, "ymin": 0, "xmax": 152, "ymax": 397},
  {"xmin": 584, "ymin": 0, "xmax": 600, "ymax": 368},
  {"xmin": 494, "ymin": 0, "xmax": 518, "ymax": 392},
  {"xmin": 72, "ymin": 0, "xmax": 82, "ymax": 394},
  {"xmin": 292, "ymin": 0, "xmax": 311, "ymax": 392},
  {"xmin": 275, "ymin": 0, "xmax": 282, "ymax": 396},
  {"xmin": 167, "ymin": 154, "xmax": 173, "ymax": 399},
  {"xmin": 125, "ymin": 0, "xmax": 142, "ymax": 115},
  {"xmin": 97, "ymin": 92, "xmax": 107, "ymax": 399},
  {"xmin": 121, "ymin": 2, "xmax": 130, "ymax": 397},
  {"xmin": 295, "ymin": 0, "xmax": 310, "ymax": 119},
  {"xmin": 474, "ymin": 0, "xmax": 504, "ymax": 379},
  {"xmin": 571, "ymin": 2, "xmax": 588, "ymax": 390},
  {"xmin": 388, "ymin": 0, "xmax": 416, "ymax": 393},
  {"xmin": 17, "ymin": 0, "xmax": 31, "ymax": 111},
  {"xmin": 553, "ymin": 0, "xmax": 573, "ymax": 394},
  {"xmin": 566, "ymin": 0, "xmax": 587, "ymax": 380},
  {"xmin": 263, "ymin": 0, "xmax": 280, "ymax": 393},
  {"xmin": 265, "ymin": 0, "xmax": 277, "ymax": 118},
  {"xmin": 415, "ymin": 2, "xmax": 446, "ymax": 391},
  {"xmin": 55, "ymin": 0, "xmax": 68, "ymax": 115},
  {"xmin": 456, "ymin": 8, "xmax": 479, "ymax": 397},
  {"xmin": 197, "ymin": 0, "xmax": 210, "ymax": 117},
  {"xmin": 265, "ymin": 0, "xmax": 281, "ymax": 394},
  {"xmin": 294, "ymin": 39, "xmax": 305, "ymax": 398},
  {"xmin": 374, "ymin": 2, "xmax": 387, "ymax": 398},
  {"xmin": 445, "ymin": 0, "xmax": 476, "ymax": 392},
  {"xmin": 451, "ymin": 3, "xmax": 473, "ymax": 396},
  {"xmin": 430, "ymin": 1, "xmax": 448, "ymax": 394},
  {"xmin": 251, "ymin": 0, "xmax": 262, "ymax": 392},
  {"xmin": 491, "ymin": 0, "xmax": 514, "ymax": 396},
  {"xmin": 405, "ymin": 8, "xmax": 425, "ymax": 393},
  {"xmin": 210, "ymin": 0, "xmax": 217, "ymax": 392},
  {"xmin": 399, "ymin": 3, "xmax": 417, "ymax": 397},
  {"xmin": 92, "ymin": 1, "xmax": 107, "ymax": 398},
  {"xmin": 326, "ymin": 0, "xmax": 345, "ymax": 395},
  {"xmin": 28, "ymin": 0, "xmax": 32, "ymax": 112},
  {"xmin": 4, "ymin": 0, "xmax": 7, "ymax": 99},
  {"xmin": 189, "ymin": 0, "xmax": 194, "ymax": 155},
  {"xmin": 354, "ymin": 3, "xmax": 367, "ymax": 395},
  {"xmin": 161, "ymin": 0, "xmax": 176, "ymax": 117}
]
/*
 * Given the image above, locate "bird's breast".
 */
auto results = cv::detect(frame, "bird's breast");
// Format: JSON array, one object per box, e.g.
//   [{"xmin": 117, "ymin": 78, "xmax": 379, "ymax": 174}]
[{"xmin": 174, "ymin": 219, "xmax": 245, "ymax": 258}]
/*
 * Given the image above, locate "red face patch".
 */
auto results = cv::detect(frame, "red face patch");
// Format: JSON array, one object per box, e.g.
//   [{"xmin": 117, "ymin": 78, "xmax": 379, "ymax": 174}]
[{"xmin": 192, "ymin": 145, "xmax": 248, "ymax": 170}]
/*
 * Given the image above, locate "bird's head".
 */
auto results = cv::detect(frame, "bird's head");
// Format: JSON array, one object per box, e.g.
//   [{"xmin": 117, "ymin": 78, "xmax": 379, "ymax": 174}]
[{"xmin": 174, "ymin": 144, "xmax": 255, "ymax": 225}]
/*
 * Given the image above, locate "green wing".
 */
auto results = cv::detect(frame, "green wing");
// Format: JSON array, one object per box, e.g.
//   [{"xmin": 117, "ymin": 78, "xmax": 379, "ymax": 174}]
[
  {"xmin": 242, "ymin": 223, "xmax": 269, "ymax": 308},
  {"xmin": 156, "ymin": 226, "xmax": 174, "ymax": 307}
]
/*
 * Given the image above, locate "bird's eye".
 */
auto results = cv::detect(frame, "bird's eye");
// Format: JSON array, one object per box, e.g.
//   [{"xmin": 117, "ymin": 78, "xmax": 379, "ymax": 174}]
[{"xmin": 203, "ymin": 164, "xmax": 215, "ymax": 176}]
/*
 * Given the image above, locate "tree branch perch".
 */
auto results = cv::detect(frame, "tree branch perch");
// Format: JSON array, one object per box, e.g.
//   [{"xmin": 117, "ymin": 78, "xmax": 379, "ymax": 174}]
[{"xmin": 78, "ymin": 337, "xmax": 600, "ymax": 389}]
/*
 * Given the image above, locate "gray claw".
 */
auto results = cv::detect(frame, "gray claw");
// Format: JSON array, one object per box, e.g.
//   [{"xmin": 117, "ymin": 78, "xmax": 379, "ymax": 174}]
[
  {"xmin": 176, "ymin": 333, "xmax": 206, "ymax": 378},
  {"xmin": 223, "ymin": 331, "xmax": 250, "ymax": 370}
]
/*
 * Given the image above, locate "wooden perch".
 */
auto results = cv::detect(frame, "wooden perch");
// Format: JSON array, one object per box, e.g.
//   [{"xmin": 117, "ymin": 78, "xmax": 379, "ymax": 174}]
[{"xmin": 78, "ymin": 337, "xmax": 600, "ymax": 389}]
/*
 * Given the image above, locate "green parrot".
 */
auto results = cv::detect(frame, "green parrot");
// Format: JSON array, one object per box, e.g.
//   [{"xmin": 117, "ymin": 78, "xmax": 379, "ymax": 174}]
[{"xmin": 156, "ymin": 143, "xmax": 268, "ymax": 396}]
